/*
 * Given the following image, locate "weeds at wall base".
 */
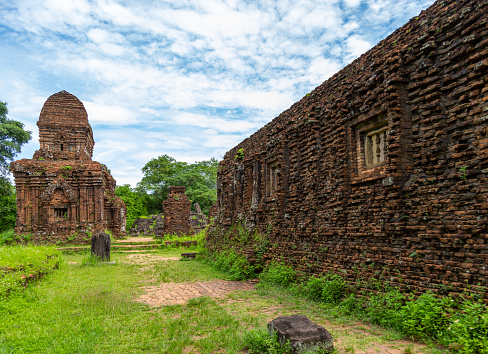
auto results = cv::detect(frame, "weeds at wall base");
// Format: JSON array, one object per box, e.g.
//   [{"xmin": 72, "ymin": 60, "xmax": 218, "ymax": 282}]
[{"xmin": 204, "ymin": 242, "xmax": 487, "ymax": 353}]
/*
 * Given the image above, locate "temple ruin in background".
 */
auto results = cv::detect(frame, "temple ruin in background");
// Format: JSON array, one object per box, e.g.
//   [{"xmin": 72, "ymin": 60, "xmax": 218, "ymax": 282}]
[
  {"xmin": 162, "ymin": 186, "xmax": 192, "ymax": 235},
  {"xmin": 10, "ymin": 91, "xmax": 126, "ymax": 243}
]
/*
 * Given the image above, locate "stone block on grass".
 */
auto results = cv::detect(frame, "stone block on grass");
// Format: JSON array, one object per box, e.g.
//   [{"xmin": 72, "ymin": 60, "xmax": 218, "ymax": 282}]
[
  {"xmin": 268, "ymin": 314, "xmax": 333, "ymax": 353},
  {"xmin": 91, "ymin": 232, "xmax": 111, "ymax": 262}
]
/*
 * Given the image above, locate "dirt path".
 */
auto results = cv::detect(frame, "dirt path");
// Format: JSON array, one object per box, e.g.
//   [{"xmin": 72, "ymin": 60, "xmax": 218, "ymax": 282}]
[{"xmin": 129, "ymin": 253, "xmax": 436, "ymax": 354}]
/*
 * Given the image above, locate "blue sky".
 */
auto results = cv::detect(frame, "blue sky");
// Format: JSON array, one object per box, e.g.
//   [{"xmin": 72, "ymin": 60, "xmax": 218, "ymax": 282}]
[{"xmin": 0, "ymin": 0, "xmax": 434, "ymax": 187}]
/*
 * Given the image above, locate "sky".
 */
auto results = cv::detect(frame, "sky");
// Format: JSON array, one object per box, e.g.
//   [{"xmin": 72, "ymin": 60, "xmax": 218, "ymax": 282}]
[{"xmin": 0, "ymin": 0, "xmax": 435, "ymax": 187}]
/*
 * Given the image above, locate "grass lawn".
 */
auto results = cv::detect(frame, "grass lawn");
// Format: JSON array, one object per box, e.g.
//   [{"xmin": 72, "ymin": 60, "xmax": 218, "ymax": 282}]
[{"xmin": 0, "ymin": 248, "xmax": 443, "ymax": 353}]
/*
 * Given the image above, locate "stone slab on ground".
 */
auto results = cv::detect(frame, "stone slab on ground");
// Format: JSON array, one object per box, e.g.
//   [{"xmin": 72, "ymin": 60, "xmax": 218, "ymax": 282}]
[
  {"xmin": 91, "ymin": 232, "xmax": 111, "ymax": 261},
  {"xmin": 268, "ymin": 314, "xmax": 333, "ymax": 353}
]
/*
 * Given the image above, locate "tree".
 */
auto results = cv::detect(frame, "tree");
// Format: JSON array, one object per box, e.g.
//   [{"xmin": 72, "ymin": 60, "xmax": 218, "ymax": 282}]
[
  {"xmin": 0, "ymin": 101, "xmax": 32, "ymax": 176},
  {"xmin": 0, "ymin": 178, "xmax": 16, "ymax": 232},
  {"xmin": 138, "ymin": 155, "xmax": 218, "ymax": 215},
  {"xmin": 115, "ymin": 184, "xmax": 148, "ymax": 230},
  {"xmin": 0, "ymin": 101, "xmax": 31, "ymax": 232}
]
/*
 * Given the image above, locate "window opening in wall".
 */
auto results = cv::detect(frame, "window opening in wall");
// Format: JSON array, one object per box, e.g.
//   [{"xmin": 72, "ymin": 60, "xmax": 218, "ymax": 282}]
[
  {"xmin": 60, "ymin": 144, "xmax": 64, "ymax": 151},
  {"xmin": 54, "ymin": 207, "xmax": 68, "ymax": 219},
  {"xmin": 267, "ymin": 161, "xmax": 279, "ymax": 196},
  {"xmin": 364, "ymin": 127, "xmax": 388, "ymax": 168}
]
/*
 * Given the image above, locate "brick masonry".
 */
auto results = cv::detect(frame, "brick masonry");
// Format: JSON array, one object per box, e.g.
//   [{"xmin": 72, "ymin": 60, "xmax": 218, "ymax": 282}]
[
  {"xmin": 10, "ymin": 91, "xmax": 126, "ymax": 243},
  {"xmin": 163, "ymin": 186, "xmax": 192, "ymax": 235},
  {"xmin": 208, "ymin": 0, "xmax": 488, "ymax": 299}
]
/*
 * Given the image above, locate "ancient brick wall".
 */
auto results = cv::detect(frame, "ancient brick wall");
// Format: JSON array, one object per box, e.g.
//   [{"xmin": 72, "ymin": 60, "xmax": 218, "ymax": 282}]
[
  {"xmin": 130, "ymin": 214, "xmax": 164, "ymax": 237},
  {"xmin": 10, "ymin": 91, "xmax": 126, "ymax": 243},
  {"xmin": 209, "ymin": 204, "xmax": 218, "ymax": 220},
  {"xmin": 163, "ymin": 186, "xmax": 192, "ymax": 235},
  {"xmin": 208, "ymin": 0, "xmax": 488, "ymax": 300}
]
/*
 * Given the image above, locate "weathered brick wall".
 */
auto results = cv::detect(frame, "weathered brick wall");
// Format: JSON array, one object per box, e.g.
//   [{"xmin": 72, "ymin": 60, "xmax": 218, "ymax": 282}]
[
  {"xmin": 208, "ymin": 0, "xmax": 488, "ymax": 299},
  {"xmin": 11, "ymin": 91, "xmax": 126, "ymax": 243},
  {"xmin": 163, "ymin": 186, "xmax": 192, "ymax": 235},
  {"xmin": 190, "ymin": 203, "xmax": 208, "ymax": 233},
  {"xmin": 130, "ymin": 213, "xmax": 164, "ymax": 237}
]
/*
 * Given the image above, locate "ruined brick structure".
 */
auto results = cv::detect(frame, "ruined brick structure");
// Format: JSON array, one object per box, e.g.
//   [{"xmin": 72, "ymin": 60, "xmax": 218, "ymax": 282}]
[
  {"xmin": 10, "ymin": 91, "xmax": 126, "ymax": 243},
  {"xmin": 130, "ymin": 214, "xmax": 164, "ymax": 237},
  {"xmin": 189, "ymin": 203, "xmax": 208, "ymax": 233},
  {"xmin": 209, "ymin": 204, "xmax": 218, "ymax": 220},
  {"xmin": 208, "ymin": 0, "xmax": 488, "ymax": 299},
  {"xmin": 163, "ymin": 186, "xmax": 192, "ymax": 235}
]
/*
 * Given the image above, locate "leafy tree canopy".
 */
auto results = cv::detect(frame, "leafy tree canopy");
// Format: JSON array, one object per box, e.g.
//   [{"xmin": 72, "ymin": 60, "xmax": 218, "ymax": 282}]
[
  {"xmin": 0, "ymin": 177, "xmax": 16, "ymax": 232},
  {"xmin": 115, "ymin": 184, "xmax": 148, "ymax": 230},
  {"xmin": 0, "ymin": 101, "xmax": 31, "ymax": 232},
  {"xmin": 0, "ymin": 101, "xmax": 32, "ymax": 176},
  {"xmin": 138, "ymin": 155, "xmax": 218, "ymax": 215}
]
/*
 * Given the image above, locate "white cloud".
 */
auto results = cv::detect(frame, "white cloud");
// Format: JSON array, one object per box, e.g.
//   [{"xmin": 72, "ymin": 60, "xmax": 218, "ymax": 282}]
[
  {"xmin": 0, "ymin": 0, "xmax": 436, "ymax": 187},
  {"xmin": 344, "ymin": 35, "xmax": 372, "ymax": 62},
  {"xmin": 84, "ymin": 102, "xmax": 137, "ymax": 125},
  {"xmin": 344, "ymin": 0, "xmax": 362, "ymax": 7}
]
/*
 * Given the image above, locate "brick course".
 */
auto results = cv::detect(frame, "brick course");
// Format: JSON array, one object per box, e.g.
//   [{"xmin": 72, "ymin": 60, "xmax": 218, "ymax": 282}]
[{"xmin": 208, "ymin": 0, "xmax": 488, "ymax": 299}]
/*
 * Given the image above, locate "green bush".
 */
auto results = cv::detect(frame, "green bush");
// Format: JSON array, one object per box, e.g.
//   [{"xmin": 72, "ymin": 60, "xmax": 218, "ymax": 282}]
[
  {"xmin": 304, "ymin": 273, "xmax": 347, "ymax": 303},
  {"xmin": 259, "ymin": 261, "xmax": 296, "ymax": 287},
  {"xmin": 365, "ymin": 288, "xmax": 406, "ymax": 328},
  {"xmin": 399, "ymin": 292, "xmax": 450, "ymax": 339},
  {"xmin": 340, "ymin": 293, "xmax": 365, "ymax": 315},
  {"xmin": 208, "ymin": 250, "xmax": 256, "ymax": 280},
  {"xmin": 442, "ymin": 299, "xmax": 488, "ymax": 353},
  {"xmin": 229, "ymin": 256, "xmax": 255, "ymax": 281},
  {"xmin": 0, "ymin": 229, "xmax": 15, "ymax": 245}
]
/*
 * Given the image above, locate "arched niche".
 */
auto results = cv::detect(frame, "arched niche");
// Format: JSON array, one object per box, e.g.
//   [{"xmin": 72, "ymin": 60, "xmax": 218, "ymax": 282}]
[{"xmin": 41, "ymin": 180, "xmax": 78, "ymax": 226}]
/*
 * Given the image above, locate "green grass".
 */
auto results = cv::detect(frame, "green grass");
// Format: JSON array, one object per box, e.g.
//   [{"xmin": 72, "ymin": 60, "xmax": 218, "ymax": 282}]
[
  {"xmin": 0, "ymin": 249, "xmax": 250, "ymax": 353},
  {"xmin": 0, "ymin": 245, "xmax": 61, "ymax": 298},
  {"xmin": 0, "ymin": 246, "xmax": 451, "ymax": 353}
]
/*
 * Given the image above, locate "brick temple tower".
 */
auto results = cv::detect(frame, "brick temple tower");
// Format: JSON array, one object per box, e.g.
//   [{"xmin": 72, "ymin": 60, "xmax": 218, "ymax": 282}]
[{"xmin": 10, "ymin": 91, "xmax": 126, "ymax": 243}]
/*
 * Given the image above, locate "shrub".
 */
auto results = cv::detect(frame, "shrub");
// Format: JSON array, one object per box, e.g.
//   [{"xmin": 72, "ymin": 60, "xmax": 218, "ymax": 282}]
[
  {"xmin": 340, "ymin": 293, "xmax": 365, "ymax": 315},
  {"xmin": 304, "ymin": 273, "xmax": 347, "ymax": 303},
  {"xmin": 399, "ymin": 292, "xmax": 450, "ymax": 339},
  {"xmin": 229, "ymin": 256, "xmax": 255, "ymax": 281},
  {"xmin": 442, "ymin": 299, "xmax": 488, "ymax": 353},
  {"xmin": 0, "ymin": 229, "xmax": 15, "ymax": 245},
  {"xmin": 365, "ymin": 288, "xmax": 406, "ymax": 328},
  {"xmin": 259, "ymin": 261, "xmax": 296, "ymax": 287},
  {"xmin": 208, "ymin": 250, "xmax": 256, "ymax": 280}
]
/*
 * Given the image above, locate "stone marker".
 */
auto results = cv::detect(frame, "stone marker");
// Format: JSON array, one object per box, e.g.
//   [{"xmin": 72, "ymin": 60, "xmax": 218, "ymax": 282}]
[
  {"xmin": 91, "ymin": 232, "xmax": 111, "ymax": 262},
  {"xmin": 268, "ymin": 314, "xmax": 333, "ymax": 353}
]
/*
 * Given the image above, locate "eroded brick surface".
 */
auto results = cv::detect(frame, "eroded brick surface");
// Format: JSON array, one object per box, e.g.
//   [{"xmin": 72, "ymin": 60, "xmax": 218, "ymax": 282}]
[
  {"xmin": 10, "ymin": 91, "xmax": 126, "ymax": 243},
  {"xmin": 163, "ymin": 186, "xmax": 192, "ymax": 235},
  {"xmin": 208, "ymin": 0, "xmax": 488, "ymax": 300}
]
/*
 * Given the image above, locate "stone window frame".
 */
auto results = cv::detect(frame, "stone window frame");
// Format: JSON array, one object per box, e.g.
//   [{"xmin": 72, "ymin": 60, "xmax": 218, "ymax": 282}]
[
  {"xmin": 349, "ymin": 112, "xmax": 390, "ymax": 181},
  {"xmin": 363, "ymin": 124, "xmax": 388, "ymax": 169},
  {"xmin": 53, "ymin": 206, "xmax": 68, "ymax": 219}
]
